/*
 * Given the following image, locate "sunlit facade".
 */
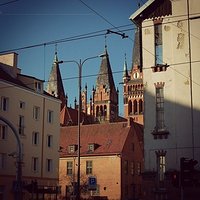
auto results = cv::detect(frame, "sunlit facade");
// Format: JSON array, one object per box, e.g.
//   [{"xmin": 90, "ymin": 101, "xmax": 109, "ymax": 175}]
[{"xmin": 0, "ymin": 53, "xmax": 61, "ymax": 200}]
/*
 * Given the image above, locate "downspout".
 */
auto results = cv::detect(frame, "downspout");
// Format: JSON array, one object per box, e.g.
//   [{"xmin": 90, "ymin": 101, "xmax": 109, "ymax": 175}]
[{"xmin": 41, "ymin": 97, "xmax": 46, "ymax": 178}]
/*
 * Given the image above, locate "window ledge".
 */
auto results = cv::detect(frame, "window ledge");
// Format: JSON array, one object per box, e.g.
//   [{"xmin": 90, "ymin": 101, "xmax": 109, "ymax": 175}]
[
  {"xmin": 151, "ymin": 128, "xmax": 169, "ymax": 139},
  {"xmin": 151, "ymin": 64, "xmax": 169, "ymax": 72}
]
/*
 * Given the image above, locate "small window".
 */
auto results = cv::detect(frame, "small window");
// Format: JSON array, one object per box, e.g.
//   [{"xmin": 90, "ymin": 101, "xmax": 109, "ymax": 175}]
[
  {"xmin": 19, "ymin": 101, "xmax": 25, "ymax": 109},
  {"xmin": 124, "ymin": 160, "xmax": 128, "ymax": 174},
  {"xmin": 0, "ymin": 124, "xmax": 7, "ymax": 140},
  {"xmin": 19, "ymin": 115, "xmax": 25, "ymax": 135},
  {"xmin": 32, "ymin": 132, "xmax": 39, "ymax": 145},
  {"xmin": 67, "ymin": 161, "xmax": 73, "ymax": 175},
  {"xmin": 0, "ymin": 153, "xmax": 6, "ymax": 169},
  {"xmin": 47, "ymin": 135, "xmax": 53, "ymax": 147},
  {"xmin": 47, "ymin": 110, "xmax": 53, "ymax": 123},
  {"xmin": 130, "ymin": 161, "xmax": 135, "ymax": 175},
  {"xmin": 86, "ymin": 160, "xmax": 93, "ymax": 175},
  {"xmin": 131, "ymin": 143, "xmax": 134, "ymax": 152},
  {"xmin": 46, "ymin": 159, "xmax": 53, "ymax": 172},
  {"xmin": 35, "ymin": 81, "xmax": 42, "ymax": 92},
  {"xmin": 88, "ymin": 144, "xmax": 94, "ymax": 152},
  {"xmin": 68, "ymin": 145, "xmax": 77, "ymax": 153},
  {"xmin": 1, "ymin": 97, "xmax": 9, "ymax": 111},
  {"xmin": 32, "ymin": 157, "xmax": 39, "ymax": 172},
  {"xmin": 33, "ymin": 106, "xmax": 40, "ymax": 120},
  {"xmin": 137, "ymin": 162, "xmax": 141, "ymax": 175}
]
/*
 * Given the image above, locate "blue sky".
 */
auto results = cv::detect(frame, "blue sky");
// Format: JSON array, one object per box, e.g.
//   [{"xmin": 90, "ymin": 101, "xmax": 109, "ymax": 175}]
[{"xmin": 0, "ymin": 0, "xmax": 145, "ymax": 116}]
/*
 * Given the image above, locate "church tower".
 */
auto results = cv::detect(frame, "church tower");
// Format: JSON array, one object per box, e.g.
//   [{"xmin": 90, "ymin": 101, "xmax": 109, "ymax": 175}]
[
  {"xmin": 93, "ymin": 47, "xmax": 119, "ymax": 123},
  {"xmin": 46, "ymin": 52, "xmax": 66, "ymax": 110},
  {"xmin": 123, "ymin": 28, "xmax": 144, "ymax": 124}
]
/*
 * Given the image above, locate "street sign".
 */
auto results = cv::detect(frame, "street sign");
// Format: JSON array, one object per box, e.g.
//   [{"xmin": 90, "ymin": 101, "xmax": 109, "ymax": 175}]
[{"xmin": 88, "ymin": 176, "xmax": 97, "ymax": 190}]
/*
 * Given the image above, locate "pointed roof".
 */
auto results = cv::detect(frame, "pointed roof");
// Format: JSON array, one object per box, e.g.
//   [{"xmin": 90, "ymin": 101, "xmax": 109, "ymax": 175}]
[
  {"xmin": 60, "ymin": 105, "xmax": 94, "ymax": 126},
  {"xmin": 46, "ymin": 52, "xmax": 66, "ymax": 110},
  {"xmin": 123, "ymin": 54, "xmax": 129, "ymax": 78},
  {"xmin": 96, "ymin": 47, "xmax": 116, "ymax": 91}
]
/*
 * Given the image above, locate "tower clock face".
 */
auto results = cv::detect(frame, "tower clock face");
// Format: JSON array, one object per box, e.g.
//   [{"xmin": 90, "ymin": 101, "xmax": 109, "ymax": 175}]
[{"xmin": 133, "ymin": 72, "xmax": 139, "ymax": 79}]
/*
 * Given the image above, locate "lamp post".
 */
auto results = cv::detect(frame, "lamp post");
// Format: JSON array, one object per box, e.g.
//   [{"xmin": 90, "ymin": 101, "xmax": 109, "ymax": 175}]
[
  {"xmin": 0, "ymin": 116, "xmax": 22, "ymax": 200},
  {"xmin": 57, "ymin": 54, "xmax": 104, "ymax": 199}
]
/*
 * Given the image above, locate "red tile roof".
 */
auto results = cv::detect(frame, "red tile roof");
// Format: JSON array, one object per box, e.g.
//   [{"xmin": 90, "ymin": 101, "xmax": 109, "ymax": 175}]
[{"xmin": 60, "ymin": 121, "xmax": 143, "ymax": 157}]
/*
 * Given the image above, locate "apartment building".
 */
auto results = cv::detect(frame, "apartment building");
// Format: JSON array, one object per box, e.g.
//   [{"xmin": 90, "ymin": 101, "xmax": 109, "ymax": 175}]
[{"xmin": 0, "ymin": 53, "xmax": 61, "ymax": 200}]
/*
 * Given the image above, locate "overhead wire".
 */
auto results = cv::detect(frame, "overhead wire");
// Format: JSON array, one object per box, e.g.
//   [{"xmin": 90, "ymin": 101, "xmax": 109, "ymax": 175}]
[
  {"xmin": 1, "ymin": 59, "xmax": 200, "ymax": 92},
  {"xmin": 0, "ymin": 0, "xmax": 19, "ymax": 7}
]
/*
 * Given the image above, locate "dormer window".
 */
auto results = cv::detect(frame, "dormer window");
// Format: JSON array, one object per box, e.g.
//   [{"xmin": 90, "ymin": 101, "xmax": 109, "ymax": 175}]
[
  {"xmin": 34, "ymin": 81, "xmax": 42, "ymax": 92},
  {"xmin": 88, "ymin": 144, "xmax": 95, "ymax": 152},
  {"xmin": 68, "ymin": 145, "xmax": 77, "ymax": 153}
]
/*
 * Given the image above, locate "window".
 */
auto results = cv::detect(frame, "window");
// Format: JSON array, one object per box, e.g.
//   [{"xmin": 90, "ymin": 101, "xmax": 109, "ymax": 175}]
[
  {"xmin": 68, "ymin": 145, "xmax": 76, "ymax": 153},
  {"xmin": 86, "ymin": 160, "xmax": 93, "ymax": 175},
  {"xmin": 124, "ymin": 160, "xmax": 128, "ymax": 174},
  {"xmin": 19, "ymin": 101, "xmax": 25, "ymax": 109},
  {"xmin": 130, "ymin": 161, "xmax": 135, "ymax": 175},
  {"xmin": 137, "ymin": 162, "xmax": 141, "ymax": 175},
  {"xmin": 133, "ymin": 100, "xmax": 137, "ymax": 114},
  {"xmin": 156, "ymin": 150, "xmax": 166, "ymax": 182},
  {"xmin": 47, "ymin": 135, "xmax": 53, "ymax": 147},
  {"xmin": 0, "ymin": 124, "xmax": 7, "ymax": 140},
  {"xmin": 47, "ymin": 110, "xmax": 53, "ymax": 123},
  {"xmin": 46, "ymin": 159, "xmax": 53, "ymax": 172},
  {"xmin": 0, "ymin": 153, "xmax": 6, "ymax": 169},
  {"xmin": 32, "ymin": 157, "xmax": 39, "ymax": 172},
  {"xmin": 19, "ymin": 115, "xmax": 25, "ymax": 135},
  {"xmin": 139, "ymin": 99, "xmax": 143, "ymax": 114},
  {"xmin": 32, "ymin": 132, "xmax": 39, "ymax": 145},
  {"xmin": 67, "ymin": 161, "xmax": 73, "ymax": 175},
  {"xmin": 128, "ymin": 100, "xmax": 132, "ymax": 114},
  {"xmin": 152, "ymin": 82, "xmax": 169, "ymax": 139},
  {"xmin": 132, "ymin": 143, "xmax": 135, "ymax": 152},
  {"xmin": 154, "ymin": 22, "xmax": 163, "ymax": 65},
  {"xmin": 35, "ymin": 81, "xmax": 42, "ymax": 92},
  {"xmin": 1, "ymin": 96, "xmax": 9, "ymax": 111},
  {"xmin": 88, "ymin": 144, "xmax": 94, "ymax": 152},
  {"xmin": 33, "ymin": 106, "xmax": 40, "ymax": 120}
]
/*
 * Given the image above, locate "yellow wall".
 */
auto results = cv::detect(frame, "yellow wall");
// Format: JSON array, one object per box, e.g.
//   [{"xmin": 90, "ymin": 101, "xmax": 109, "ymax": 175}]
[{"xmin": 59, "ymin": 155, "xmax": 121, "ymax": 199}]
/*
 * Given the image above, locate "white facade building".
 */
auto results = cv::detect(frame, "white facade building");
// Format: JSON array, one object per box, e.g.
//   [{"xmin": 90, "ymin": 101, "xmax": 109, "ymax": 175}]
[{"xmin": 130, "ymin": 0, "xmax": 200, "ymax": 199}]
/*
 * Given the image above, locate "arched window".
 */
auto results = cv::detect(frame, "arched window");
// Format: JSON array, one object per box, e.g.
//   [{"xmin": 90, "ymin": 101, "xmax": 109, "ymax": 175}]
[
  {"xmin": 96, "ymin": 106, "xmax": 99, "ymax": 117},
  {"xmin": 100, "ymin": 105, "xmax": 103, "ymax": 116},
  {"xmin": 104, "ymin": 105, "xmax": 107, "ymax": 117},
  {"xmin": 128, "ymin": 100, "xmax": 132, "ymax": 114},
  {"xmin": 133, "ymin": 100, "xmax": 137, "ymax": 114},
  {"xmin": 139, "ymin": 99, "xmax": 143, "ymax": 114}
]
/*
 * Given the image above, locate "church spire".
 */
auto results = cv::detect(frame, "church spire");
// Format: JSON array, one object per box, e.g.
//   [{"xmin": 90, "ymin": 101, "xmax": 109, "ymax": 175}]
[
  {"xmin": 46, "ymin": 50, "xmax": 66, "ymax": 110},
  {"xmin": 94, "ymin": 46, "xmax": 119, "ymax": 122},
  {"xmin": 123, "ymin": 53, "xmax": 129, "ymax": 78}
]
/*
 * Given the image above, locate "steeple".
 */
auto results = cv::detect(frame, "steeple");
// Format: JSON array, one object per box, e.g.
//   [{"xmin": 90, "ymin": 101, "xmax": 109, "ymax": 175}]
[
  {"xmin": 123, "ymin": 53, "xmax": 129, "ymax": 79},
  {"xmin": 96, "ymin": 46, "xmax": 116, "ymax": 92},
  {"xmin": 94, "ymin": 46, "xmax": 119, "ymax": 122},
  {"xmin": 46, "ymin": 51, "xmax": 66, "ymax": 110}
]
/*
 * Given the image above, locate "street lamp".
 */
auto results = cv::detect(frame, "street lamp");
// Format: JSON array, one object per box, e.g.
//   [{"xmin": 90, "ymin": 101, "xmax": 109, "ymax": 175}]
[{"xmin": 57, "ymin": 53, "xmax": 105, "ymax": 199}]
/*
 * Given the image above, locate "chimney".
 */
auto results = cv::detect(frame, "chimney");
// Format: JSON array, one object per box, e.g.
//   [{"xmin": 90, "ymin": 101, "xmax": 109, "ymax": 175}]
[{"xmin": 0, "ymin": 52, "xmax": 18, "ymax": 67}]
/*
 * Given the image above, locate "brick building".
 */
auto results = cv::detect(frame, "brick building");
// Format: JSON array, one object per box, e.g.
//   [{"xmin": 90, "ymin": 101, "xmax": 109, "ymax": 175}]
[{"xmin": 59, "ymin": 120, "xmax": 143, "ymax": 200}]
